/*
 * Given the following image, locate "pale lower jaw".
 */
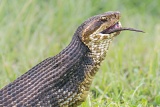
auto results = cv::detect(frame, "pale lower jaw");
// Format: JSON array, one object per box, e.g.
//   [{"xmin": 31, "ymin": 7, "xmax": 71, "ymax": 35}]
[{"xmin": 98, "ymin": 31, "xmax": 120, "ymax": 39}]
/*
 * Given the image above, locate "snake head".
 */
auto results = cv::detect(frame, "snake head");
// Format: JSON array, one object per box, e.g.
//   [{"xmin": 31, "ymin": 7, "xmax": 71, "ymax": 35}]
[
  {"xmin": 79, "ymin": 11, "xmax": 121, "ymax": 46},
  {"xmin": 75, "ymin": 11, "xmax": 121, "ymax": 52},
  {"xmin": 75, "ymin": 11, "xmax": 143, "ymax": 56}
]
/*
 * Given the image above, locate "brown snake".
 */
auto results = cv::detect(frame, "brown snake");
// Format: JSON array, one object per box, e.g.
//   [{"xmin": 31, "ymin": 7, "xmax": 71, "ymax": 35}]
[{"xmin": 0, "ymin": 11, "xmax": 144, "ymax": 107}]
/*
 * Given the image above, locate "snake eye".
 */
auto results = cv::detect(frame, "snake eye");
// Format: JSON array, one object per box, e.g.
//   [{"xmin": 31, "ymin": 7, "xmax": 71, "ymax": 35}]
[{"xmin": 100, "ymin": 16, "xmax": 108, "ymax": 22}]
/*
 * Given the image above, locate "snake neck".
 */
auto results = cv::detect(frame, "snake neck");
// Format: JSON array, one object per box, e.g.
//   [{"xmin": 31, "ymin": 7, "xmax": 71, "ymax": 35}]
[
  {"xmin": 85, "ymin": 36, "xmax": 113, "ymax": 75},
  {"xmin": 63, "ymin": 34, "xmax": 113, "ymax": 106}
]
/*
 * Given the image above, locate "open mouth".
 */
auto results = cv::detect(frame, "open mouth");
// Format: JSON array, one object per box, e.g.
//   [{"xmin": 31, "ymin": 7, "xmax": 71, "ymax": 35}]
[
  {"xmin": 101, "ymin": 22, "xmax": 144, "ymax": 35},
  {"xmin": 101, "ymin": 22, "xmax": 121, "ymax": 35}
]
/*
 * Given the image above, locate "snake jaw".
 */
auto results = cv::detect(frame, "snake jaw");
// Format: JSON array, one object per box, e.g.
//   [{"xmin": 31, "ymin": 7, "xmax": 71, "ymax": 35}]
[
  {"xmin": 100, "ymin": 21, "xmax": 122, "ymax": 37},
  {"xmin": 100, "ymin": 21, "xmax": 144, "ymax": 35}
]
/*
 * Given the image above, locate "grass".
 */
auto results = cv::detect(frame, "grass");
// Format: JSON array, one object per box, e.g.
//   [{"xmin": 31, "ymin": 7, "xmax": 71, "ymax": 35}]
[{"xmin": 0, "ymin": 0, "xmax": 160, "ymax": 106}]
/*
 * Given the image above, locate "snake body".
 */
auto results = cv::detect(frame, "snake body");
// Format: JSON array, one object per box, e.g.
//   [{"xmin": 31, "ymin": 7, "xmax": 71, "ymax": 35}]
[{"xmin": 0, "ymin": 11, "xmax": 143, "ymax": 107}]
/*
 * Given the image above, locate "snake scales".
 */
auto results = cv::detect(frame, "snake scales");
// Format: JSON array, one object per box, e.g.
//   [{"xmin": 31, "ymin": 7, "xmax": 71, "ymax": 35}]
[{"xmin": 0, "ymin": 11, "xmax": 144, "ymax": 107}]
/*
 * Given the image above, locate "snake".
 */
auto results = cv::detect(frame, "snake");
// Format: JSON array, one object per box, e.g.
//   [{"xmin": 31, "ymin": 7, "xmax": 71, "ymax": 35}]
[{"xmin": 0, "ymin": 11, "xmax": 144, "ymax": 107}]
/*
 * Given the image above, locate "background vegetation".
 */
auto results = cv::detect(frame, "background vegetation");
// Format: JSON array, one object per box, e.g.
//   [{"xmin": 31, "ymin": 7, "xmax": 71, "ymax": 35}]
[{"xmin": 0, "ymin": 0, "xmax": 160, "ymax": 106}]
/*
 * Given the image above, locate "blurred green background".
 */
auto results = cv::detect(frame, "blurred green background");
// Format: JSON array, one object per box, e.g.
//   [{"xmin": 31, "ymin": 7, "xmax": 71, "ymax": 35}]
[{"xmin": 0, "ymin": 0, "xmax": 160, "ymax": 106}]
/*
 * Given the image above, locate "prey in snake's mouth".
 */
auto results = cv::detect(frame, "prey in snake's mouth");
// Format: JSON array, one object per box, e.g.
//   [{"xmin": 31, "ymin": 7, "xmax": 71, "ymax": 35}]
[{"xmin": 101, "ymin": 22, "xmax": 144, "ymax": 35}]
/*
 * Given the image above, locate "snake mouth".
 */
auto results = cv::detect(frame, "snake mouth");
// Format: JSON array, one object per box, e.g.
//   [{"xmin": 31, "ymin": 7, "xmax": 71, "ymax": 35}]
[
  {"xmin": 101, "ymin": 22, "xmax": 121, "ymax": 35},
  {"xmin": 101, "ymin": 21, "xmax": 144, "ymax": 35}
]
